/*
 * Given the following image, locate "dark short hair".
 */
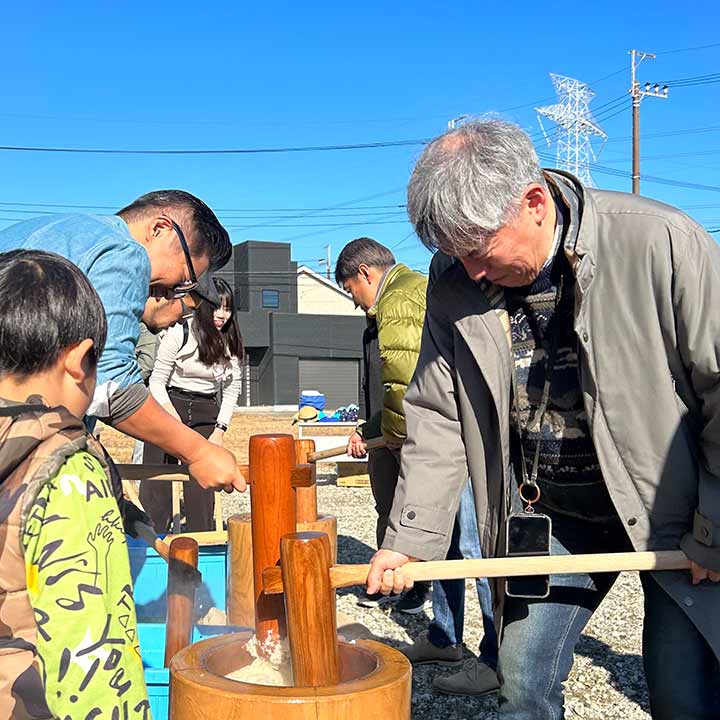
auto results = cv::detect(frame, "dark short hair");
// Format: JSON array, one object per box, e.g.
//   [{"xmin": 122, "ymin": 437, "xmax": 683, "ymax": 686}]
[
  {"xmin": 117, "ymin": 189, "xmax": 232, "ymax": 271},
  {"xmin": 0, "ymin": 250, "xmax": 107, "ymax": 377},
  {"xmin": 334, "ymin": 237, "xmax": 395, "ymax": 284}
]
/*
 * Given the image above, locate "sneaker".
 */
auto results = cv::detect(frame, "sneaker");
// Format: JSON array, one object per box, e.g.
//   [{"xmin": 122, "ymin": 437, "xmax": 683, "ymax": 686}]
[
  {"xmin": 356, "ymin": 591, "xmax": 401, "ymax": 609},
  {"xmin": 396, "ymin": 582, "xmax": 431, "ymax": 615},
  {"xmin": 432, "ymin": 658, "xmax": 500, "ymax": 697},
  {"xmin": 399, "ymin": 632, "xmax": 466, "ymax": 666}
]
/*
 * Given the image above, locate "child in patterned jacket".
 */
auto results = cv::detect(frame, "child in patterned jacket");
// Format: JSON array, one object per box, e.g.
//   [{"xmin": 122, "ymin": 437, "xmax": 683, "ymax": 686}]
[{"xmin": 0, "ymin": 249, "xmax": 151, "ymax": 719}]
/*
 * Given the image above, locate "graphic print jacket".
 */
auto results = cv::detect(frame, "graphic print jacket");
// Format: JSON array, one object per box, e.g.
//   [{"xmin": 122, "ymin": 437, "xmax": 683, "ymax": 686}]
[{"xmin": 0, "ymin": 398, "xmax": 150, "ymax": 719}]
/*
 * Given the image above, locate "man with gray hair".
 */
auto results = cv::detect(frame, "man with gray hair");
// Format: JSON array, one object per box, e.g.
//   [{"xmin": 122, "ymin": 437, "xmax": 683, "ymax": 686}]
[{"xmin": 366, "ymin": 119, "xmax": 720, "ymax": 717}]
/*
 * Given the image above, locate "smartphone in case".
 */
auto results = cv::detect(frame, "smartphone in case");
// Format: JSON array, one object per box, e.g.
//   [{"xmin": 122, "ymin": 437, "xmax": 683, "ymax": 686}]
[{"xmin": 505, "ymin": 512, "xmax": 552, "ymax": 599}]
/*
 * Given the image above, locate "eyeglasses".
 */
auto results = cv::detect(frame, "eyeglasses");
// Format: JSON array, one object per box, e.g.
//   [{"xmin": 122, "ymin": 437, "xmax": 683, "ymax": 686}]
[
  {"xmin": 180, "ymin": 294, "xmax": 203, "ymax": 319},
  {"xmin": 169, "ymin": 219, "xmax": 198, "ymax": 299}
]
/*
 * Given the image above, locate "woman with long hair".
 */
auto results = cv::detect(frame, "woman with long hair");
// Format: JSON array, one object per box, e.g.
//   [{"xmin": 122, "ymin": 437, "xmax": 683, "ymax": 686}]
[{"xmin": 140, "ymin": 278, "xmax": 244, "ymax": 532}]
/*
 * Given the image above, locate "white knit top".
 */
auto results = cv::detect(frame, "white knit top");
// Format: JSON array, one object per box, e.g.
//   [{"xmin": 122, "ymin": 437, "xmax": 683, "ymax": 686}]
[{"xmin": 149, "ymin": 319, "xmax": 242, "ymax": 427}]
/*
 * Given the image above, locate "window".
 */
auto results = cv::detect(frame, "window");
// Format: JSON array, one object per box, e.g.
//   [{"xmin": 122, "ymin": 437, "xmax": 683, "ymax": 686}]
[{"xmin": 262, "ymin": 289, "xmax": 280, "ymax": 308}]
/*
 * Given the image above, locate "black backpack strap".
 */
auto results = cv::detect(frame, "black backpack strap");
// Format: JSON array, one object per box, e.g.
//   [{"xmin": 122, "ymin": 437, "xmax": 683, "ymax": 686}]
[
  {"xmin": 0, "ymin": 402, "xmax": 50, "ymax": 417},
  {"xmin": 180, "ymin": 321, "xmax": 190, "ymax": 352}
]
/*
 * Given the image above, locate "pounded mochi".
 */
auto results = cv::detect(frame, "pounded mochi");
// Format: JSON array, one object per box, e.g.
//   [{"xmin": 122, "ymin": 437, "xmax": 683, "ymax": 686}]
[{"xmin": 226, "ymin": 635, "xmax": 293, "ymax": 687}]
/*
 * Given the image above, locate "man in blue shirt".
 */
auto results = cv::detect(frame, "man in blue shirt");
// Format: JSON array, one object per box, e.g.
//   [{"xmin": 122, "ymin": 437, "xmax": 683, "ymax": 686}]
[{"xmin": 0, "ymin": 189, "xmax": 245, "ymax": 495}]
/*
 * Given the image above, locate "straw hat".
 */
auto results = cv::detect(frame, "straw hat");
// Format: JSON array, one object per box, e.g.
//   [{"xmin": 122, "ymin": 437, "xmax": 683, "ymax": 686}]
[{"xmin": 292, "ymin": 406, "xmax": 319, "ymax": 424}]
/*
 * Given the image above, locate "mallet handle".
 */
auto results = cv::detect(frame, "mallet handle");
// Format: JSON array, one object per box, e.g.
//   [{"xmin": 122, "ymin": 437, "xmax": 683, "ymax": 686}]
[
  {"xmin": 263, "ymin": 550, "xmax": 690, "ymax": 594},
  {"xmin": 116, "ymin": 463, "xmax": 313, "ymax": 487},
  {"xmin": 307, "ymin": 436, "xmax": 386, "ymax": 463},
  {"xmin": 164, "ymin": 537, "xmax": 199, "ymax": 667},
  {"xmin": 133, "ymin": 521, "xmax": 170, "ymax": 562}
]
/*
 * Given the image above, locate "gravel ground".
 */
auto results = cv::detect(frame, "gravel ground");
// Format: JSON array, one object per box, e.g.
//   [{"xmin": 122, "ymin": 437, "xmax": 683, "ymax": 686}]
[{"xmin": 222, "ymin": 468, "xmax": 651, "ymax": 720}]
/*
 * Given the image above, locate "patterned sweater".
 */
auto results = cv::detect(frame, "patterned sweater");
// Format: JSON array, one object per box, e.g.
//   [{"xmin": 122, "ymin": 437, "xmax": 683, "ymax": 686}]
[{"xmin": 505, "ymin": 234, "xmax": 617, "ymax": 522}]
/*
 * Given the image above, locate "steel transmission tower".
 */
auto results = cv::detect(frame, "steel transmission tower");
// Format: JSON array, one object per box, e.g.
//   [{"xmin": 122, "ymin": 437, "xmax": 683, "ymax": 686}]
[{"xmin": 536, "ymin": 74, "xmax": 606, "ymax": 186}]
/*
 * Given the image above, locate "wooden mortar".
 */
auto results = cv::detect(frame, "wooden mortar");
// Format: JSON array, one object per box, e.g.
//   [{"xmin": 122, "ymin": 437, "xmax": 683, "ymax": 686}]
[{"xmin": 169, "ymin": 634, "xmax": 411, "ymax": 720}]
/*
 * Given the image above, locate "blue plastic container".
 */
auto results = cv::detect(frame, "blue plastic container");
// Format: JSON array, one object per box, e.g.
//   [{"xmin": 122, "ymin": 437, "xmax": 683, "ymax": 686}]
[
  {"xmin": 127, "ymin": 535, "xmax": 227, "ymax": 623},
  {"xmin": 139, "ymin": 623, "xmax": 231, "ymax": 720},
  {"xmin": 129, "ymin": 536, "xmax": 232, "ymax": 720},
  {"xmin": 299, "ymin": 390, "xmax": 326, "ymax": 411}
]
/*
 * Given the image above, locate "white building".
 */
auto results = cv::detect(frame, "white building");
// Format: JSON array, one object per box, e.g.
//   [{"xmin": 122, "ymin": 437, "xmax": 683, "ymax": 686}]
[{"xmin": 296, "ymin": 265, "xmax": 364, "ymax": 316}]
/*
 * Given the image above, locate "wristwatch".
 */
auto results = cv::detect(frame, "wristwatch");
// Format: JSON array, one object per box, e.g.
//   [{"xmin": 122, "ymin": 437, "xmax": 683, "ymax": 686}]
[{"xmin": 214, "ymin": 422, "xmax": 228, "ymax": 432}]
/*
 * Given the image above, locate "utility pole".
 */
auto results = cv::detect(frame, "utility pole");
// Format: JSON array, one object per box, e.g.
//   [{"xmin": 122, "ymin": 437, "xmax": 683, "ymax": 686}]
[
  {"xmin": 448, "ymin": 114, "xmax": 469, "ymax": 130},
  {"xmin": 318, "ymin": 244, "xmax": 332, "ymax": 280},
  {"xmin": 629, "ymin": 49, "xmax": 668, "ymax": 194}
]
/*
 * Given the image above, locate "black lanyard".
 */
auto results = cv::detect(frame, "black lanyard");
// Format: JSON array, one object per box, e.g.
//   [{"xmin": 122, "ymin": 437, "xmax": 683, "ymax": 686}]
[{"xmin": 509, "ymin": 272, "xmax": 565, "ymax": 511}]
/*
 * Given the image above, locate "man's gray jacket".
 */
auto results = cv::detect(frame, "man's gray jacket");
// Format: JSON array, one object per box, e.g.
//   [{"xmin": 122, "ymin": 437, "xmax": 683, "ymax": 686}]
[{"xmin": 383, "ymin": 170, "xmax": 720, "ymax": 657}]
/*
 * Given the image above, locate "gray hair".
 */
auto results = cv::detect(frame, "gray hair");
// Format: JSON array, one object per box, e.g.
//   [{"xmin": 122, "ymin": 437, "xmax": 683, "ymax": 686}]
[{"xmin": 407, "ymin": 119, "xmax": 546, "ymax": 257}]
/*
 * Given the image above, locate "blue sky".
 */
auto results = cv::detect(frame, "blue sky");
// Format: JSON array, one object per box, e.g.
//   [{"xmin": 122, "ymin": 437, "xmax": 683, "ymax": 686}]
[{"xmin": 1, "ymin": 1, "xmax": 718, "ymax": 276}]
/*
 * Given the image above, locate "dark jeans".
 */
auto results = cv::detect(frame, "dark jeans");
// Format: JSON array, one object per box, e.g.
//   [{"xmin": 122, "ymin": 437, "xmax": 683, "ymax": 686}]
[
  {"xmin": 429, "ymin": 482, "xmax": 499, "ymax": 669},
  {"xmin": 139, "ymin": 387, "xmax": 218, "ymax": 533},
  {"xmin": 497, "ymin": 512, "xmax": 720, "ymax": 719}
]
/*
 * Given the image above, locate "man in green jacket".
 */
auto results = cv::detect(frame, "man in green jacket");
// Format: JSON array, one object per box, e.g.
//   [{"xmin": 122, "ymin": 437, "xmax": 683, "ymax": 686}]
[{"xmin": 336, "ymin": 238, "xmax": 430, "ymax": 613}]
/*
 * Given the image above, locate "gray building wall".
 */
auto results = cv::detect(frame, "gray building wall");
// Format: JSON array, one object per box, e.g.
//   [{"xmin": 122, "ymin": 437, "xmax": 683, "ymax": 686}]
[
  {"xmin": 232, "ymin": 241, "xmax": 297, "ymax": 314},
  {"xmin": 269, "ymin": 313, "xmax": 366, "ymax": 406},
  {"xmin": 221, "ymin": 240, "xmax": 367, "ymax": 408}
]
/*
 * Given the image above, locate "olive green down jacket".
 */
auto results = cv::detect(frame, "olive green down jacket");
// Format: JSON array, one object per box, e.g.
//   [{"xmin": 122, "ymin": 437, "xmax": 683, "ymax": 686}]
[{"xmin": 363, "ymin": 264, "xmax": 427, "ymax": 445}]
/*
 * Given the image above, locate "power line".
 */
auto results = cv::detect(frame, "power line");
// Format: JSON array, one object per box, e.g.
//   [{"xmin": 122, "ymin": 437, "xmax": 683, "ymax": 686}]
[
  {"xmin": 587, "ymin": 67, "xmax": 628, "ymax": 84},
  {"xmin": 654, "ymin": 72, "xmax": 720, "ymax": 87},
  {"xmin": 0, "ymin": 189, "xmax": 410, "ymax": 241},
  {"xmin": 607, "ymin": 124, "xmax": 720, "ymax": 143},
  {"xmin": 589, "ymin": 94, "xmax": 629, "ymax": 115},
  {"xmin": 227, "ymin": 219, "xmax": 409, "ymax": 230},
  {"xmin": 0, "ymin": 200, "xmax": 407, "ymax": 213},
  {"xmin": 657, "ymin": 41, "xmax": 720, "ymax": 56},
  {"xmin": 592, "ymin": 104, "xmax": 630, "ymax": 125},
  {"xmin": 0, "ymin": 206, "xmax": 407, "ymax": 221},
  {"xmin": 601, "ymin": 147, "xmax": 720, "ymax": 164},
  {"xmin": 536, "ymin": 148, "xmax": 720, "ymax": 193},
  {"xmin": 2, "ymin": 117, "xmax": 717, "ymax": 161},
  {"xmin": 0, "ymin": 139, "xmax": 430, "ymax": 156},
  {"xmin": 390, "ymin": 230, "xmax": 418, "ymax": 251}
]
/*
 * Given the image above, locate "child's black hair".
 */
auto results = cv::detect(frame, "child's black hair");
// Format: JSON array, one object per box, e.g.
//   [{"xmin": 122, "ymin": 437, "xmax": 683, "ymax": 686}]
[{"xmin": 0, "ymin": 250, "xmax": 107, "ymax": 377}]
